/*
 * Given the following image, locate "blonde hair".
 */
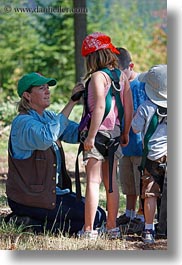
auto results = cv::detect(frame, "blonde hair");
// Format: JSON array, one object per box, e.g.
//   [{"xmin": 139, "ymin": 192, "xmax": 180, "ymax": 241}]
[
  {"xmin": 17, "ymin": 97, "xmax": 31, "ymax": 113},
  {"xmin": 83, "ymin": 49, "xmax": 119, "ymax": 80}
]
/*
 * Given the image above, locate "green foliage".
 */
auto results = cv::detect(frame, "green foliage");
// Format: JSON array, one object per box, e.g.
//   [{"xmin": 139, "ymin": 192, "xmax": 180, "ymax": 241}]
[
  {"xmin": 0, "ymin": 134, "xmax": 8, "ymax": 156},
  {"xmin": 0, "ymin": 0, "xmax": 167, "ymax": 126},
  {"xmin": 0, "ymin": 98, "xmax": 17, "ymax": 126},
  {"xmin": 48, "ymin": 101, "xmax": 83, "ymax": 123},
  {"xmin": 30, "ymin": 0, "xmax": 75, "ymax": 102},
  {"xmin": 86, "ymin": 0, "xmax": 110, "ymax": 32},
  {"xmin": 0, "ymin": 0, "xmax": 75, "ymax": 104},
  {"xmin": 87, "ymin": 0, "xmax": 167, "ymax": 72}
]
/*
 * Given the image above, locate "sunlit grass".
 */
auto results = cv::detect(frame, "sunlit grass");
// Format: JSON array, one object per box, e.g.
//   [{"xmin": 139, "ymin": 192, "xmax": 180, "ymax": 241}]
[
  {"xmin": 0, "ymin": 215, "xmax": 129, "ymax": 250},
  {"xmin": 0, "ymin": 127, "xmax": 129, "ymax": 250}
]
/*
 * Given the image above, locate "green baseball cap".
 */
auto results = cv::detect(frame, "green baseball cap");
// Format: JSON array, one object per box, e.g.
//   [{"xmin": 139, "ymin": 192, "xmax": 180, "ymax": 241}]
[{"xmin": 17, "ymin": 72, "xmax": 57, "ymax": 97}]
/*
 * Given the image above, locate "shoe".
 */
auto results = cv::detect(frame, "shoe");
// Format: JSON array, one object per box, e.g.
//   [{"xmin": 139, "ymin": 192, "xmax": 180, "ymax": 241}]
[
  {"xmin": 141, "ymin": 229, "xmax": 155, "ymax": 244},
  {"xmin": 5, "ymin": 213, "xmax": 38, "ymax": 226},
  {"xmin": 154, "ymin": 223, "xmax": 167, "ymax": 239},
  {"xmin": 106, "ymin": 227, "xmax": 121, "ymax": 239},
  {"xmin": 77, "ymin": 229, "xmax": 98, "ymax": 240},
  {"xmin": 96, "ymin": 222, "xmax": 107, "ymax": 236},
  {"xmin": 116, "ymin": 214, "xmax": 131, "ymax": 226}
]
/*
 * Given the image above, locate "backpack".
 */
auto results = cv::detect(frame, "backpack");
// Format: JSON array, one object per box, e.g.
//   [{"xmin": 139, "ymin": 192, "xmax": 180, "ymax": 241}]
[
  {"xmin": 78, "ymin": 68, "xmax": 124, "ymax": 132},
  {"xmin": 75, "ymin": 68, "xmax": 124, "ymax": 200},
  {"xmin": 138, "ymin": 106, "xmax": 167, "ymax": 173},
  {"xmin": 138, "ymin": 106, "xmax": 167, "ymax": 218}
]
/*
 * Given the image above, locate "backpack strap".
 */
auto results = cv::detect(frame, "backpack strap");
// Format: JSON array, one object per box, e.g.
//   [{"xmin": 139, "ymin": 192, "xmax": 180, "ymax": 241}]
[
  {"xmin": 100, "ymin": 68, "xmax": 124, "ymax": 130},
  {"xmin": 139, "ymin": 111, "xmax": 159, "ymax": 172},
  {"xmin": 83, "ymin": 75, "xmax": 112, "ymax": 127},
  {"xmin": 75, "ymin": 68, "xmax": 124, "ymax": 200},
  {"xmin": 138, "ymin": 109, "xmax": 165, "ymax": 217},
  {"xmin": 56, "ymin": 141, "xmax": 72, "ymax": 192},
  {"xmin": 80, "ymin": 68, "xmax": 124, "ymax": 130},
  {"xmin": 75, "ymin": 143, "xmax": 83, "ymax": 200}
]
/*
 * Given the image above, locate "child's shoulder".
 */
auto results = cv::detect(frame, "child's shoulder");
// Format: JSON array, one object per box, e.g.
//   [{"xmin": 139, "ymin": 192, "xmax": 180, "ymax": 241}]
[
  {"xmin": 91, "ymin": 70, "xmax": 110, "ymax": 85},
  {"xmin": 140, "ymin": 99, "xmax": 156, "ymax": 108},
  {"xmin": 138, "ymin": 100, "xmax": 158, "ymax": 116}
]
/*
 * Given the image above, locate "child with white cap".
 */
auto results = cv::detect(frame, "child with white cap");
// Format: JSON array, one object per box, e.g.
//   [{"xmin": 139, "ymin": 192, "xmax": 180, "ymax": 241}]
[{"xmin": 132, "ymin": 64, "xmax": 167, "ymax": 244}]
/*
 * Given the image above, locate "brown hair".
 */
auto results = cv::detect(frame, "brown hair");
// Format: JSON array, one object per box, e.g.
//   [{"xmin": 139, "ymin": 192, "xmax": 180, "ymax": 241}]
[
  {"xmin": 17, "ymin": 86, "xmax": 32, "ymax": 113},
  {"xmin": 17, "ymin": 97, "xmax": 31, "ymax": 113},
  {"xmin": 82, "ymin": 48, "xmax": 119, "ymax": 80},
  {"xmin": 116, "ymin": 47, "xmax": 132, "ymax": 70}
]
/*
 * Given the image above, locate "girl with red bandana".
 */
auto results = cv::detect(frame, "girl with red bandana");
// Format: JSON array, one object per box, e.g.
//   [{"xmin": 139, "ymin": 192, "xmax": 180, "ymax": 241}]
[{"xmin": 78, "ymin": 32, "xmax": 133, "ymax": 239}]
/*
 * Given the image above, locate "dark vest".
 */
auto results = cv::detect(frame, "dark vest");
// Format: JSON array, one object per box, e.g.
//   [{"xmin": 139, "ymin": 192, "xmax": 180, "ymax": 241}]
[{"xmin": 6, "ymin": 143, "xmax": 72, "ymax": 209}]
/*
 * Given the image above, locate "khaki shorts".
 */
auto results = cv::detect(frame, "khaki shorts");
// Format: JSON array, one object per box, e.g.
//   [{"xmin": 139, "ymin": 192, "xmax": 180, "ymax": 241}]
[
  {"xmin": 141, "ymin": 157, "xmax": 166, "ymax": 199},
  {"xmin": 141, "ymin": 170, "xmax": 161, "ymax": 199},
  {"xmin": 119, "ymin": 156, "xmax": 142, "ymax": 195},
  {"xmin": 83, "ymin": 145, "xmax": 122, "ymax": 161},
  {"xmin": 81, "ymin": 128, "xmax": 122, "ymax": 162}
]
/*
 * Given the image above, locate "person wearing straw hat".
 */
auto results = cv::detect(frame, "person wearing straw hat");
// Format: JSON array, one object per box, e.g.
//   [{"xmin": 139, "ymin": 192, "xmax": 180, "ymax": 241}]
[{"xmin": 132, "ymin": 64, "xmax": 167, "ymax": 244}]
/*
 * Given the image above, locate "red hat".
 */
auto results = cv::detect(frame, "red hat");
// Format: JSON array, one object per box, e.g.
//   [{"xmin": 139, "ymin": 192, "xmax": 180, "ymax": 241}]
[{"xmin": 81, "ymin": 32, "xmax": 120, "ymax": 57}]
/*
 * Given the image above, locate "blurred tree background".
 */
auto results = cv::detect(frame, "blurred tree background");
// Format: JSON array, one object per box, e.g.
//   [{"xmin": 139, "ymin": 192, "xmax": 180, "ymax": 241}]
[{"xmin": 0, "ymin": 0, "xmax": 167, "ymax": 128}]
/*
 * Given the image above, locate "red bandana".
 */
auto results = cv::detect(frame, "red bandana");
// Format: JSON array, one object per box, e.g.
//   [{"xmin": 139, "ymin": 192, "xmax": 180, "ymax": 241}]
[{"xmin": 81, "ymin": 32, "xmax": 120, "ymax": 57}]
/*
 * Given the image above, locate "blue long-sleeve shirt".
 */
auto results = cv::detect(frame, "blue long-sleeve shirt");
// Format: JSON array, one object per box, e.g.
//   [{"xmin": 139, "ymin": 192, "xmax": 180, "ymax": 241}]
[{"xmin": 10, "ymin": 109, "xmax": 79, "ymax": 195}]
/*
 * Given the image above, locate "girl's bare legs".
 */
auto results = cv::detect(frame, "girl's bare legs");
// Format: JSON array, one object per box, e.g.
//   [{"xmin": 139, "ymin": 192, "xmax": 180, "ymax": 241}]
[
  {"xmin": 102, "ymin": 159, "xmax": 119, "ymax": 230},
  {"xmin": 84, "ymin": 158, "xmax": 102, "ymax": 231}
]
